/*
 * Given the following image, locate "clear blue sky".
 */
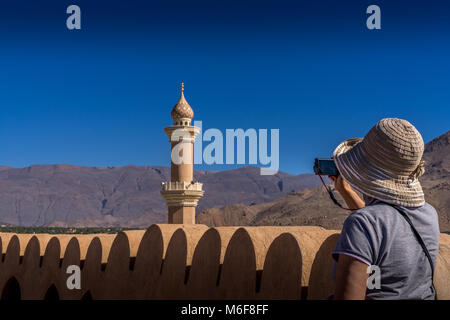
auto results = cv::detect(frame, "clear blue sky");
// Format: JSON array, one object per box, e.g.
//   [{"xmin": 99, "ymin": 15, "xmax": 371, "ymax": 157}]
[{"xmin": 0, "ymin": 0, "xmax": 448, "ymax": 174}]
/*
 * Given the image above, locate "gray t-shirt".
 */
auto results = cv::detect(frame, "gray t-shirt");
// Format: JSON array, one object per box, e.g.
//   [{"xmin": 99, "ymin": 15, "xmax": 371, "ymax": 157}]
[{"xmin": 332, "ymin": 201, "xmax": 440, "ymax": 300}]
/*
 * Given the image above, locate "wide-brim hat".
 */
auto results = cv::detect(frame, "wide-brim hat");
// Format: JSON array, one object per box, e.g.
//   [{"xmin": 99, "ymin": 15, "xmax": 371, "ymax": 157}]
[{"xmin": 333, "ymin": 118, "xmax": 426, "ymax": 207}]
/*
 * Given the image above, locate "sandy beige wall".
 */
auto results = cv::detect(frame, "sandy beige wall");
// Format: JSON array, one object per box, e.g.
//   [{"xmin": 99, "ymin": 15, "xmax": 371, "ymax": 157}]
[{"xmin": 0, "ymin": 228, "xmax": 449, "ymax": 300}]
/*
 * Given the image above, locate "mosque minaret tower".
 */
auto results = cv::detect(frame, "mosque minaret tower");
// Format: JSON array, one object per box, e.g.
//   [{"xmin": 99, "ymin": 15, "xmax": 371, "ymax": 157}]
[{"xmin": 160, "ymin": 83, "xmax": 204, "ymax": 224}]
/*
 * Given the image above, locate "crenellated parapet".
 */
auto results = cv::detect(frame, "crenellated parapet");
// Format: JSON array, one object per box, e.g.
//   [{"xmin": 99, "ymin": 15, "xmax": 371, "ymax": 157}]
[{"xmin": 0, "ymin": 227, "xmax": 449, "ymax": 300}]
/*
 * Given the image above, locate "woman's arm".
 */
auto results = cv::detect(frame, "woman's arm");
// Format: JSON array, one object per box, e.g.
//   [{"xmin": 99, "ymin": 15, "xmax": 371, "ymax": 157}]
[
  {"xmin": 329, "ymin": 175, "xmax": 365, "ymax": 210},
  {"xmin": 329, "ymin": 175, "xmax": 369, "ymax": 298},
  {"xmin": 334, "ymin": 254, "xmax": 369, "ymax": 300}
]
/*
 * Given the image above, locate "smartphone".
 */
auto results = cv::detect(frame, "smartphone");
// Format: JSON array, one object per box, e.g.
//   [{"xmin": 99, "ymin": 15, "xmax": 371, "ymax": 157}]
[{"xmin": 313, "ymin": 158, "xmax": 339, "ymax": 176}]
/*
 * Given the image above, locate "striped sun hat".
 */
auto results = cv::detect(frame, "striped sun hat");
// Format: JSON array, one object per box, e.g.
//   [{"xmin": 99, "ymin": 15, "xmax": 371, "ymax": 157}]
[{"xmin": 333, "ymin": 118, "xmax": 426, "ymax": 207}]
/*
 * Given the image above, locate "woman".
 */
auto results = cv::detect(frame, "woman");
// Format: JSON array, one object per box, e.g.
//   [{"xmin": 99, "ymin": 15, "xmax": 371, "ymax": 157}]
[{"xmin": 329, "ymin": 118, "xmax": 440, "ymax": 300}]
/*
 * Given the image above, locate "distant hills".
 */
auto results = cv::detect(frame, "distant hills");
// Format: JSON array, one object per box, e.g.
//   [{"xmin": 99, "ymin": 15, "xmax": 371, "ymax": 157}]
[
  {"xmin": 0, "ymin": 164, "xmax": 321, "ymax": 227},
  {"xmin": 422, "ymin": 130, "xmax": 450, "ymax": 231},
  {"xmin": 198, "ymin": 131, "xmax": 450, "ymax": 232},
  {"xmin": 0, "ymin": 131, "xmax": 447, "ymax": 231}
]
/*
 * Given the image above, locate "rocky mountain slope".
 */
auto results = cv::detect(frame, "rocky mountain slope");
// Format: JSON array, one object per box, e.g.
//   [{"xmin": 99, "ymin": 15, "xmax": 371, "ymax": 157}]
[
  {"xmin": 0, "ymin": 165, "xmax": 321, "ymax": 227},
  {"xmin": 198, "ymin": 131, "xmax": 450, "ymax": 232}
]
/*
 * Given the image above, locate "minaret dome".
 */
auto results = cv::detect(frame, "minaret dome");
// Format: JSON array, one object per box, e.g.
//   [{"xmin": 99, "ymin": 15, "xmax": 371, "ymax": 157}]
[{"xmin": 171, "ymin": 82, "xmax": 194, "ymax": 126}]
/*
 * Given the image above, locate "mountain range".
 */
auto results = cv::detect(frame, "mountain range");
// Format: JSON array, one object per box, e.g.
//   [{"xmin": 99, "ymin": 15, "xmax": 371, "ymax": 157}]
[
  {"xmin": 0, "ymin": 130, "xmax": 448, "ymax": 231},
  {"xmin": 197, "ymin": 131, "xmax": 450, "ymax": 232},
  {"xmin": 0, "ymin": 163, "xmax": 321, "ymax": 227}
]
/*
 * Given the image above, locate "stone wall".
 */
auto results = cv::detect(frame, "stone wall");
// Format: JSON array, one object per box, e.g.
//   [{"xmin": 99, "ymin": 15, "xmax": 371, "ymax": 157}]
[{"xmin": 1, "ymin": 225, "xmax": 449, "ymax": 300}]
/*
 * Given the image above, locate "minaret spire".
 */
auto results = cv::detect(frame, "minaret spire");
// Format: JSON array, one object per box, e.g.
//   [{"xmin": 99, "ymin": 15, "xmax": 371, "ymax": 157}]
[{"xmin": 171, "ymin": 82, "xmax": 194, "ymax": 125}]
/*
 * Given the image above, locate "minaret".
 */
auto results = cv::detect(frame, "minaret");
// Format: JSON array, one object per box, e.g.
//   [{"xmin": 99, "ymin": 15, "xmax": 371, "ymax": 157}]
[{"xmin": 160, "ymin": 83, "xmax": 204, "ymax": 224}]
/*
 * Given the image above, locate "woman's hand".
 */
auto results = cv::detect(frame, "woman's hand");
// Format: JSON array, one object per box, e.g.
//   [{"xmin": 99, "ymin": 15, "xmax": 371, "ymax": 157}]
[
  {"xmin": 328, "ymin": 175, "xmax": 365, "ymax": 210},
  {"xmin": 329, "ymin": 175, "xmax": 351, "ymax": 194}
]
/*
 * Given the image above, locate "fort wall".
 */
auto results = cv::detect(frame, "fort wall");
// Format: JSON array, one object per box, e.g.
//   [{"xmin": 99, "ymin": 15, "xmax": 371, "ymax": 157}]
[{"xmin": 1, "ymin": 226, "xmax": 449, "ymax": 300}]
